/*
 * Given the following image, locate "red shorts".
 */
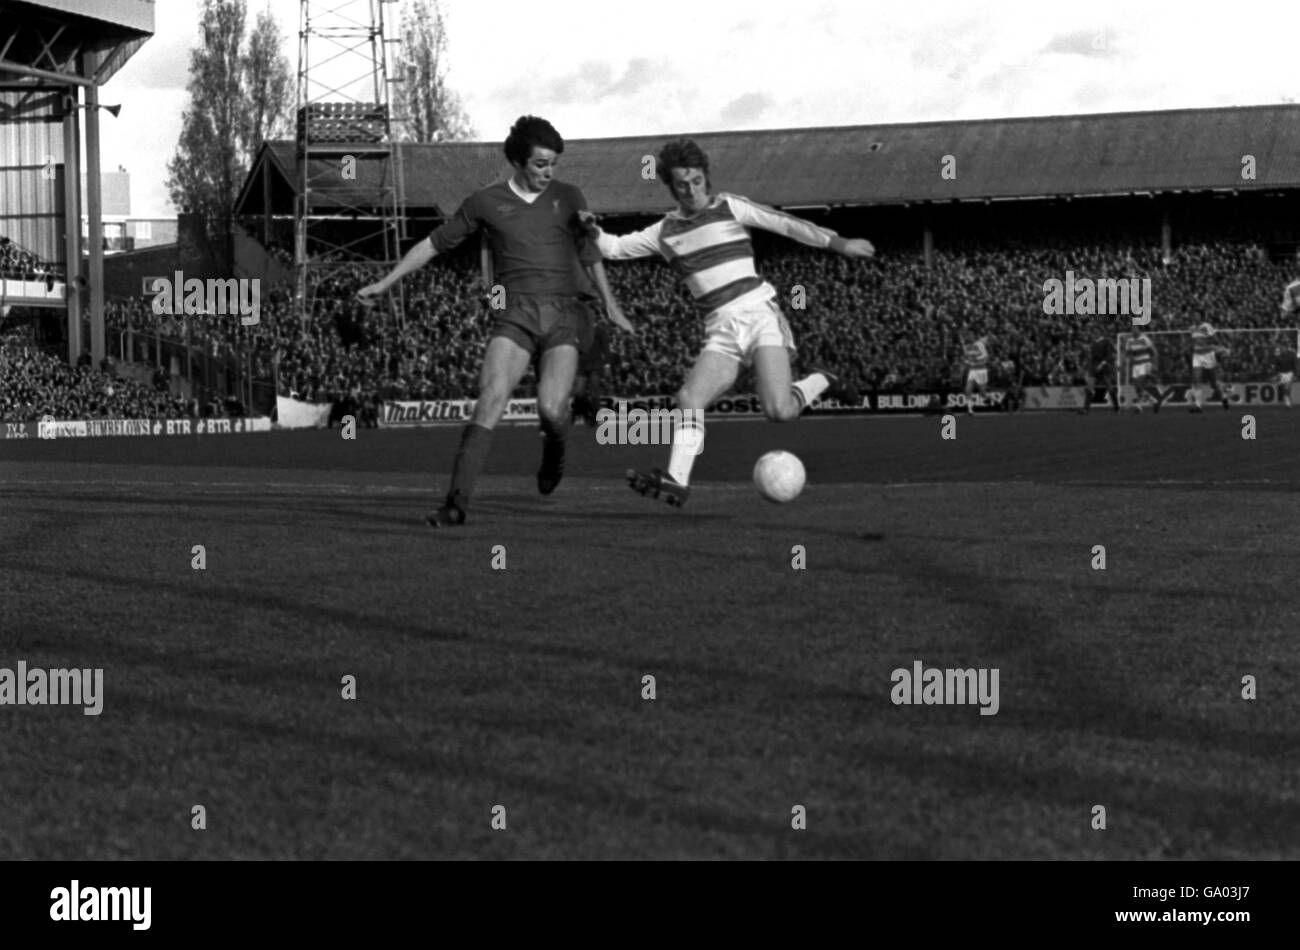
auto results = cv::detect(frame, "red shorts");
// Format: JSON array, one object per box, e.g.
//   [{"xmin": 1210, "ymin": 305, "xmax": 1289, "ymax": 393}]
[{"xmin": 490, "ymin": 294, "xmax": 589, "ymax": 356}]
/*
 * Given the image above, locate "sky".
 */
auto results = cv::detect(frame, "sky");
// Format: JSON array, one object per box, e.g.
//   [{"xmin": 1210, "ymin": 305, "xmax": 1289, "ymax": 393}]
[{"xmin": 96, "ymin": 0, "xmax": 1300, "ymax": 217}]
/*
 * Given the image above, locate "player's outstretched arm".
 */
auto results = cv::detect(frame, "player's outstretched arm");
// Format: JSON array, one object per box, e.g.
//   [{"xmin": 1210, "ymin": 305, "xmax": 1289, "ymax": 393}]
[
  {"xmin": 357, "ymin": 238, "xmax": 437, "ymax": 302},
  {"xmin": 577, "ymin": 210, "xmax": 661, "ymax": 261},
  {"xmin": 724, "ymin": 193, "xmax": 874, "ymax": 258},
  {"xmin": 585, "ymin": 259, "xmax": 633, "ymax": 332},
  {"xmin": 829, "ymin": 236, "xmax": 876, "ymax": 259}
]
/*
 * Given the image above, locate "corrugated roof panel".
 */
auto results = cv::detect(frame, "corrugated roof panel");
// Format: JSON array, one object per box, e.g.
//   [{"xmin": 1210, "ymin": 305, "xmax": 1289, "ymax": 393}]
[
  {"xmin": 245, "ymin": 104, "xmax": 1300, "ymax": 218},
  {"xmin": 16, "ymin": 0, "xmax": 154, "ymax": 33}
]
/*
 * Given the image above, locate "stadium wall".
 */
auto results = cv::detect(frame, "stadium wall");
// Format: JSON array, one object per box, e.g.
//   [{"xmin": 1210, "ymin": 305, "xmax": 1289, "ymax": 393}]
[
  {"xmin": 367, "ymin": 385, "xmax": 1296, "ymax": 428},
  {"xmin": 99, "ymin": 214, "xmax": 217, "ymax": 300},
  {"xmin": 1, "ymin": 416, "xmax": 271, "ymax": 440},
  {"xmin": 0, "ymin": 90, "xmax": 65, "ymax": 265},
  {"xmin": 235, "ymin": 227, "xmax": 292, "ymax": 287},
  {"xmin": 10, "ymin": 384, "xmax": 1292, "ymax": 440}
]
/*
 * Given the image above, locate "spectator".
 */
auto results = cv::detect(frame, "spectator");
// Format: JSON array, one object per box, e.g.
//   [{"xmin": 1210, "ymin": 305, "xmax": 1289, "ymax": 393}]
[{"xmin": 7, "ymin": 225, "xmax": 1297, "ymax": 421}]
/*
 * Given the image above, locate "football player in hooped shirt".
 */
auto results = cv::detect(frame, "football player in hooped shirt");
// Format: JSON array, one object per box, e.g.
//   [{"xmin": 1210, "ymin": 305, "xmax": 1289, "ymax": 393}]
[
  {"xmin": 961, "ymin": 332, "xmax": 992, "ymax": 414},
  {"xmin": 1125, "ymin": 330, "xmax": 1164, "ymax": 412},
  {"xmin": 1273, "ymin": 343, "xmax": 1295, "ymax": 408},
  {"xmin": 1189, "ymin": 321, "xmax": 1231, "ymax": 412},
  {"xmin": 579, "ymin": 138, "xmax": 874, "ymax": 508},
  {"xmin": 358, "ymin": 116, "xmax": 629, "ymax": 526}
]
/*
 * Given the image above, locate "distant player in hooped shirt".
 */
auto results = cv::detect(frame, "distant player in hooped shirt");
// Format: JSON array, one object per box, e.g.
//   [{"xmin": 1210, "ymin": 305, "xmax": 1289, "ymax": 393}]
[
  {"xmin": 1189, "ymin": 321, "xmax": 1230, "ymax": 412},
  {"xmin": 1273, "ymin": 342, "xmax": 1296, "ymax": 408},
  {"xmin": 358, "ymin": 116, "xmax": 629, "ymax": 526},
  {"xmin": 1125, "ymin": 331, "xmax": 1165, "ymax": 412},
  {"xmin": 961, "ymin": 332, "xmax": 992, "ymax": 414},
  {"xmin": 578, "ymin": 138, "xmax": 874, "ymax": 508}
]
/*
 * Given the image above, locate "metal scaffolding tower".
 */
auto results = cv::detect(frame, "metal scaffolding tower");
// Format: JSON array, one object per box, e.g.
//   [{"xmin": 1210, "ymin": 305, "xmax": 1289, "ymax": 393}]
[{"xmin": 294, "ymin": 0, "xmax": 406, "ymax": 326}]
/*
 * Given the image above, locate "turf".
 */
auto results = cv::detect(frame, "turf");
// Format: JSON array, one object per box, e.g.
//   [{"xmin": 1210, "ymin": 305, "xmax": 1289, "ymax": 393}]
[{"xmin": 1, "ymin": 409, "xmax": 1297, "ymax": 859}]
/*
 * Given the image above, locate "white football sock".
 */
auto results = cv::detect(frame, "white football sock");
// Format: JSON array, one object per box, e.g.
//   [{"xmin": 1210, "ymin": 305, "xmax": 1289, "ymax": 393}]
[
  {"xmin": 792, "ymin": 372, "xmax": 830, "ymax": 408},
  {"xmin": 667, "ymin": 418, "xmax": 705, "ymax": 485}
]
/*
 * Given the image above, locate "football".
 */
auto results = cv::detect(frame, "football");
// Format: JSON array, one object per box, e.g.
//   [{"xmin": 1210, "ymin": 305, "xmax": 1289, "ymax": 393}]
[{"xmin": 753, "ymin": 450, "xmax": 806, "ymax": 503}]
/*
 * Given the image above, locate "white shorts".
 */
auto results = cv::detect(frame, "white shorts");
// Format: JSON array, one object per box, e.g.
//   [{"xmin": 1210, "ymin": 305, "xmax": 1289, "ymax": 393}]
[
  {"xmin": 1279, "ymin": 372, "xmax": 1295, "ymax": 384},
  {"xmin": 701, "ymin": 297, "xmax": 795, "ymax": 367},
  {"xmin": 1131, "ymin": 364, "xmax": 1152, "ymax": 379},
  {"xmin": 965, "ymin": 368, "xmax": 988, "ymax": 387},
  {"xmin": 1192, "ymin": 354, "xmax": 1217, "ymax": 370}
]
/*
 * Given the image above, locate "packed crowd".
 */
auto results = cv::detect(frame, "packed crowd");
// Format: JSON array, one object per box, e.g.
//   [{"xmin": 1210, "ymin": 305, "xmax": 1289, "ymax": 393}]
[
  {"xmin": 0, "ymin": 346, "xmax": 194, "ymax": 422},
  {"xmin": 4, "ymin": 227, "xmax": 1297, "ymax": 421},
  {"xmin": 0, "ymin": 235, "xmax": 63, "ymax": 285},
  {"xmin": 95, "ymin": 255, "xmax": 490, "ymax": 407},
  {"xmin": 750, "ymin": 232, "xmax": 1296, "ymax": 393}
]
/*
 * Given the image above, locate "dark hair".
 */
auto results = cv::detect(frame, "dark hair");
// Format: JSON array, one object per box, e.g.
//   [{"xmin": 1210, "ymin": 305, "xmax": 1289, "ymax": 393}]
[
  {"xmin": 656, "ymin": 139, "xmax": 711, "ymax": 194},
  {"xmin": 504, "ymin": 116, "xmax": 564, "ymax": 166}
]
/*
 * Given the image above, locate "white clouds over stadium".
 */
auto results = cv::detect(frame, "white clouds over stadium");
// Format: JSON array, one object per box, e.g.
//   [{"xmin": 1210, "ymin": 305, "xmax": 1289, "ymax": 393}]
[{"xmin": 99, "ymin": 0, "xmax": 1299, "ymax": 216}]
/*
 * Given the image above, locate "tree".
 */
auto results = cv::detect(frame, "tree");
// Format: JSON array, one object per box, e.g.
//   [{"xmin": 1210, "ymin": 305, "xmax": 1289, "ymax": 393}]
[
  {"xmin": 166, "ymin": 0, "xmax": 292, "ymax": 274},
  {"xmin": 242, "ymin": 6, "xmax": 293, "ymax": 156},
  {"xmin": 399, "ymin": 0, "xmax": 474, "ymax": 142}
]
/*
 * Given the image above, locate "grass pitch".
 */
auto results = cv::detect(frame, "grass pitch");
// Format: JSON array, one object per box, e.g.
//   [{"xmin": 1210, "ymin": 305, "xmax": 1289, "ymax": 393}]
[{"xmin": 1, "ymin": 409, "xmax": 1297, "ymax": 859}]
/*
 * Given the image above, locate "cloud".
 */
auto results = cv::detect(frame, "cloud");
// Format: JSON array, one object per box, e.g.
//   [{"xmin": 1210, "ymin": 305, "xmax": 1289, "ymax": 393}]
[
  {"xmin": 499, "ymin": 57, "xmax": 678, "ymax": 109},
  {"xmin": 1070, "ymin": 80, "xmax": 1122, "ymax": 112},
  {"xmin": 549, "ymin": 61, "xmax": 614, "ymax": 104},
  {"xmin": 606, "ymin": 58, "xmax": 674, "ymax": 98},
  {"xmin": 104, "ymin": 9, "xmax": 196, "ymax": 96},
  {"xmin": 719, "ymin": 92, "xmax": 773, "ymax": 126},
  {"xmin": 975, "ymin": 61, "xmax": 1032, "ymax": 97},
  {"xmin": 1042, "ymin": 29, "xmax": 1120, "ymax": 59}
]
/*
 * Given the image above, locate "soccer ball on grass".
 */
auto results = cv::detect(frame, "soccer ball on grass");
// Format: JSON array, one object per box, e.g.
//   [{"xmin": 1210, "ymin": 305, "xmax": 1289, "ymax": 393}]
[{"xmin": 753, "ymin": 450, "xmax": 806, "ymax": 503}]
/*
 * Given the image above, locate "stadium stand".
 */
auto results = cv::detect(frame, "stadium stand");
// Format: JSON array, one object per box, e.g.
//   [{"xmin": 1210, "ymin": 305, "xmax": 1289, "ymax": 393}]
[
  {"xmin": 7, "ymin": 226, "xmax": 1285, "ymax": 423},
  {"xmin": 0, "ymin": 235, "xmax": 63, "ymax": 285},
  {"xmin": 0, "ymin": 344, "xmax": 190, "ymax": 421},
  {"xmin": 6, "ymin": 103, "xmax": 1300, "ymax": 422}
]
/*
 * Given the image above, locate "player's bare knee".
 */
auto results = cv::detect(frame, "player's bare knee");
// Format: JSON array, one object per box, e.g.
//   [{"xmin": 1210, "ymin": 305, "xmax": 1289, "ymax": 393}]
[
  {"xmin": 473, "ymin": 388, "xmax": 508, "ymax": 422},
  {"xmin": 675, "ymin": 388, "xmax": 704, "ymax": 413},
  {"xmin": 537, "ymin": 397, "xmax": 568, "ymax": 427},
  {"xmin": 763, "ymin": 400, "xmax": 797, "ymax": 422}
]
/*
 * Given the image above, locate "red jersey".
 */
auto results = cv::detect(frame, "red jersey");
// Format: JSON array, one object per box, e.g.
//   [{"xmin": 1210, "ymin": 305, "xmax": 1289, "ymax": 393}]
[{"xmin": 429, "ymin": 179, "xmax": 600, "ymax": 297}]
